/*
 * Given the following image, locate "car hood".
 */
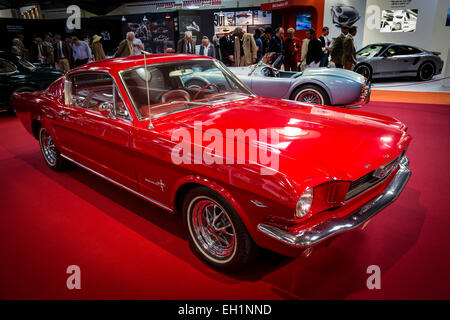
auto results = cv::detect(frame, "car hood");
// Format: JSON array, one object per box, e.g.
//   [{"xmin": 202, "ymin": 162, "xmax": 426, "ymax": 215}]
[
  {"xmin": 158, "ymin": 96, "xmax": 410, "ymax": 186},
  {"xmin": 301, "ymin": 67, "xmax": 365, "ymax": 83}
]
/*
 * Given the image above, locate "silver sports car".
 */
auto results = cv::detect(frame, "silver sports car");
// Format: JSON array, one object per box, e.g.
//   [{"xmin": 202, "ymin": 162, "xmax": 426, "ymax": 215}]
[
  {"xmin": 182, "ymin": 59, "xmax": 370, "ymax": 107},
  {"xmin": 354, "ymin": 43, "xmax": 444, "ymax": 81}
]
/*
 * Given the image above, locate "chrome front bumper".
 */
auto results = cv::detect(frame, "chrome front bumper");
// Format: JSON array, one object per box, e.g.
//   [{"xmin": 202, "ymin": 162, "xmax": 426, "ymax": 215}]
[{"xmin": 258, "ymin": 156, "xmax": 411, "ymax": 248}]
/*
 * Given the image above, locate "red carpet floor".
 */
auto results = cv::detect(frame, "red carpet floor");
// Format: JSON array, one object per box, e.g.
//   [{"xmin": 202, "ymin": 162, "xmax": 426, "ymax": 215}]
[{"xmin": 0, "ymin": 101, "xmax": 449, "ymax": 299}]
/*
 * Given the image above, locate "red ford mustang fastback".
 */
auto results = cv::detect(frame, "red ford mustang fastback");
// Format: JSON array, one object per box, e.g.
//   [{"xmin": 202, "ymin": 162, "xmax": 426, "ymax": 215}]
[{"xmin": 13, "ymin": 54, "xmax": 411, "ymax": 272}]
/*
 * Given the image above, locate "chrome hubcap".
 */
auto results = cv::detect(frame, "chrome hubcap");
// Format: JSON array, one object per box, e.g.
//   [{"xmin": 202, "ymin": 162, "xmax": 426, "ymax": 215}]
[
  {"xmin": 41, "ymin": 129, "xmax": 57, "ymax": 165},
  {"xmin": 297, "ymin": 91, "xmax": 322, "ymax": 104},
  {"xmin": 190, "ymin": 198, "xmax": 236, "ymax": 261}
]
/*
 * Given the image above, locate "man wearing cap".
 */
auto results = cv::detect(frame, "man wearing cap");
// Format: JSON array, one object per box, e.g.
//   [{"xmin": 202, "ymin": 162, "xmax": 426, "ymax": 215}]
[
  {"xmin": 233, "ymin": 27, "xmax": 257, "ymax": 67},
  {"xmin": 342, "ymin": 26, "xmax": 357, "ymax": 70},
  {"xmin": 219, "ymin": 26, "xmax": 235, "ymax": 66},
  {"xmin": 199, "ymin": 36, "xmax": 215, "ymax": 58},
  {"xmin": 91, "ymin": 34, "xmax": 106, "ymax": 61},
  {"xmin": 53, "ymin": 34, "xmax": 71, "ymax": 72},
  {"xmin": 330, "ymin": 24, "xmax": 349, "ymax": 68}
]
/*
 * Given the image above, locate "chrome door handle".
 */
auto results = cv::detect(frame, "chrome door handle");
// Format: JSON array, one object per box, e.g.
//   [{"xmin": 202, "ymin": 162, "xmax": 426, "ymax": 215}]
[{"xmin": 58, "ymin": 110, "xmax": 69, "ymax": 116}]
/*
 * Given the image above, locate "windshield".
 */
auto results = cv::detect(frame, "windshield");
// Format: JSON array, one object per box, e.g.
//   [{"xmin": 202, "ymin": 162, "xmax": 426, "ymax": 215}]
[
  {"xmin": 120, "ymin": 59, "xmax": 253, "ymax": 119},
  {"xmin": 357, "ymin": 45, "xmax": 386, "ymax": 58},
  {"xmin": 18, "ymin": 57, "xmax": 36, "ymax": 70}
]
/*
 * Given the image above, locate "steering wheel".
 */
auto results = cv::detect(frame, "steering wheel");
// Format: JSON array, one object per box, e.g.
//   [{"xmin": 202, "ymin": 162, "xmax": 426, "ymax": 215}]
[{"xmin": 193, "ymin": 83, "xmax": 219, "ymax": 100}]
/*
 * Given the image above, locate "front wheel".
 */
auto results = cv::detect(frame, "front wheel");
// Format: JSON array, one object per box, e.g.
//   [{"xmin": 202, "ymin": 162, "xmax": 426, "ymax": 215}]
[
  {"xmin": 39, "ymin": 127, "xmax": 66, "ymax": 171},
  {"xmin": 291, "ymin": 84, "xmax": 331, "ymax": 106},
  {"xmin": 183, "ymin": 186, "xmax": 257, "ymax": 272}
]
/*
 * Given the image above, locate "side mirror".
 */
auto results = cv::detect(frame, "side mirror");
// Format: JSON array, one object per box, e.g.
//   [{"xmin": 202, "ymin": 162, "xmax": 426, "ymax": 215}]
[{"xmin": 98, "ymin": 101, "xmax": 116, "ymax": 119}]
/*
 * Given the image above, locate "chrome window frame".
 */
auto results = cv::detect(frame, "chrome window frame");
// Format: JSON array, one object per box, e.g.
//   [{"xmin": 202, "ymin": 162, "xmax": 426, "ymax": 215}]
[
  {"xmin": 117, "ymin": 58, "xmax": 255, "ymax": 122},
  {"xmin": 64, "ymin": 69, "xmax": 132, "ymax": 121}
]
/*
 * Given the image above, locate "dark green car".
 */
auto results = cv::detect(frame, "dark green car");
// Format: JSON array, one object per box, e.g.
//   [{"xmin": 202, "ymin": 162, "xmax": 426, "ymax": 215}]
[{"xmin": 0, "ymin": 51, "xmax": 64, "ymax": 114}]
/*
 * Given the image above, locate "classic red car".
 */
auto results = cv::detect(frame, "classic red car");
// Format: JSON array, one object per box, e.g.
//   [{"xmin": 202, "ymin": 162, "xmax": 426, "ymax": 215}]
[{"xmin": 13, "ymin": 54, "xmax": 411, "ymax": 272}]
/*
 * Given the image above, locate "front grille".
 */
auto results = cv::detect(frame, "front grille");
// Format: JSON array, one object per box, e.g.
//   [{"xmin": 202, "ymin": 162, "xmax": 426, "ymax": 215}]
[{"xmin": 345, "ymin": 156, "xmax": 400, "ymax": 201}]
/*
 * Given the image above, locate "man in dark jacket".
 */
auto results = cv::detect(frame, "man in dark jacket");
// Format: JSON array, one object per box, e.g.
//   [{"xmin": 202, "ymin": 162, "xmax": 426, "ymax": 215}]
[
  {"xmin": 177, "ymin": 31, "xmax": 194, "ymax": 54},
  {"xmin": 330, "ymin": 25, "xmax": 349, "ymax": 68},
  {"xmin": 53, "ymin": 34, "xmax": 71, "ymax": 72},
  {"xmin": 260, "ymin": 27, "xmax": 273, "ymax": 56},
  {"xmin": 305, "ymin": 28, "xmax": 322, "ymax": 67},
  {"xmin": 268, "ymin": 27, "xmax": 284, "ymax": 56},
  {"xmin": 219, "ymin": 27, "xmax": 234, "ymax": 66},
  {"xmin": 342, "ymin": 26, "xmax": 357, "ymax": 70}
]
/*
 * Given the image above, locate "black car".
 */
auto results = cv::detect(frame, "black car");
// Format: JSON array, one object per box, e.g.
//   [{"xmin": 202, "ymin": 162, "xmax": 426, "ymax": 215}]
[{"xmin": 0, "ymin": 51, "xmax": 63, "ymax": 114}]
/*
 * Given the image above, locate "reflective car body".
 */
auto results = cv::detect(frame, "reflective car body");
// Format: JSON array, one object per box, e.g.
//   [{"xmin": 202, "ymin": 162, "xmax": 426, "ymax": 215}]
[
  {"xmin": 0, "ymin": 51, "xmax": 63, "ymax": 112},
  {"xmin": 13, "ymin": 54, "xmax": 411, "ymax": 265},
  {"xmin": 355, "ymin": 43, "xmax": 444, "ymax": 80},
  {"xmin": 184, "ymin": 62, "xmax": 370, "ymax": 107}
]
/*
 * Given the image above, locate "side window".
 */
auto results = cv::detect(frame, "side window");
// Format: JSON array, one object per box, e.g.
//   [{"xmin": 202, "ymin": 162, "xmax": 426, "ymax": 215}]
[
  {"xmin": 0, "ymin": 59, "xmax": 17, "ymax": 74},
  {"xmin": 68, "ymin": 72, "xmax": 130, "ymax": 119},
  {"xmin": 386, "ymin": 46, "xmax": 410, "ymax": 56}
]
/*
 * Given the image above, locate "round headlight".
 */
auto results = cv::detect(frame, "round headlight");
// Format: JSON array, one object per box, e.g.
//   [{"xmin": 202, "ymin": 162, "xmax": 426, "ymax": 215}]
[{"xmin": 296, "ymin": 189, "xmax": 314, "ymax": 218}]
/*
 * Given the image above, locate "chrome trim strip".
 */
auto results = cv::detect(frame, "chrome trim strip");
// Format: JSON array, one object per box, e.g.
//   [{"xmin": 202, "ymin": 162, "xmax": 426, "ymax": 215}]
[
  {"xmin": 60, "ymin": 154, "xmax": 174, "ymax": 213},
  {"xmin": 258, "ymin": 156, "xmax": 411, "ymax": 247}
]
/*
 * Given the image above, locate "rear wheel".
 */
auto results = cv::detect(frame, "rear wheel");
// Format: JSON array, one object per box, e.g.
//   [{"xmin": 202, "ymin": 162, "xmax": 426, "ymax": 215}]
[
  {"xmin": 39, "ymin": 127, "xmax": 66, "ymax": 171},
  {"xmin": 354, "ymin": 64, "xmax": 372, "ymax": 80},
  {"xmin": 291, "ymin": 84, "xmax": 331, "ymax": 106},
  {"xmin": 417, "ymin": 62, "xmax": 434, "ymax": 81},
  {"xmin": 183, "ymin": 186, "xmax": 257, "ymax": 272}
]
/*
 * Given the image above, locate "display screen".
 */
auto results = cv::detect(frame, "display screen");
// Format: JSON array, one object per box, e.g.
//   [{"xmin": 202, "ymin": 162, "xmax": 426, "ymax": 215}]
[
  {"xmin": 296, "ymin": 14, "xmax": 312, "ymax": 30},
  {"xmin": 380, "ymin": 9, "xmax": 418, "ymax": 32},
  {"xmin": 446, "ymin": 8, "xmax": 450, "ymax": 26}
]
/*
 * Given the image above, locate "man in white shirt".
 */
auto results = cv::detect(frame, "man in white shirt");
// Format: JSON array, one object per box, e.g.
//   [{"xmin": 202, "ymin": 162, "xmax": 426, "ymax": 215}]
[
  {"xmin": 319, "ymin": 26, "xmax": 331, "ymax": 67},
  {"xmin": 133, "ymin": 38, "xmax": 145, "ymax": 55},
  {"xmin": 199, "ymin": 36, "xmax": 215, "ymax": 58}
]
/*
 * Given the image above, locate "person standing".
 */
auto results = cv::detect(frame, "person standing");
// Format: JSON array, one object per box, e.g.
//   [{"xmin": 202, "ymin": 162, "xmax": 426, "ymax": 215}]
[
  {"xmin": 253, "ymin": 29, "xmax": 263, "ymax": 62},
  {"xmin": 43, "ymin": 34, "xmax": 55, "ymax": 68},
  {"xmin": 212, "ymin": 35, "xmax": 222, "ymax": 61},
  {"xmin": 330, "ymin": 25, "xmax": 349, "ymax": 68},
  {"xmin": 319, "ymin": 27, "xmax": 331, "ymax": 67},
  {"xmin": 64, "ymin": 36, "xmax": 74, "ymax": 68},
  {"xmin": 11, "ymin": 38, "xmax": 22, "ymax": 56},
  {"xmin": 219, "ymin": 27, "xmax": 234, "ymax": 66},
  {"xmin": 91, "ymin": 34, "xmax": 106, "ymax": 61},
  {"xmin": 299, "ymin": 35, "xmax": 309, "ymax": 71},
  {"xmin": 133, "ymin": 37, "xmax": 145, "ymax": 55},
  {"xmin": 342, "ymin": 26, "xmax": 357, "ymax": 70},
  {"xmin": 261, "ymin": 27, "xmax": 273, "ymax": 56},
  {"xmin": 177, "ymin": 31, "xmax": 194, "ymax": 54},
  {"xmin": 268, "ymin": 27, "xmax": 284, "ymax": 57},
  {"xmin": 115, "ymin": 32, "xmax": 135, "ymax": 57},
  {"xmin": 53, "ymin": 34, "xmax": 71, "ymax": 72},
  {"xmin": 72, "ymin": 36, "xmax": 92, "ymax": 67},
  {"xmin": 199, "ymin": 36, "xmax": 215, "ymax": 58},
  {"xmin": 30, "ymin": 38, "xmax": 47, "ymax": 64},
  {"xmin": 233, "ymin": 27, "xmax": 258, "ymax": 67},
  {"xmin": 305, "ymin": 28, "xmax": 322, "ymax": 68},
  {"xmin": 17, "ymin": 35, "xmax": 29, "ymax": 59},
  {"xmin": 283, "ymin": 28, "xmax": 300, "ymax": 71}
]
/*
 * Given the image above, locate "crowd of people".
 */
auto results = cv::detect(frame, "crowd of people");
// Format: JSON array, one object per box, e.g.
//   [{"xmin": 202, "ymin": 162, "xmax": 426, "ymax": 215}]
[
  {"xmin": 176, "ymin": 24, "xmax": 357, "ymax": 71},
  {"xmin": 9, "ymin": 23, "xmax": 358, "ymax": 73}
]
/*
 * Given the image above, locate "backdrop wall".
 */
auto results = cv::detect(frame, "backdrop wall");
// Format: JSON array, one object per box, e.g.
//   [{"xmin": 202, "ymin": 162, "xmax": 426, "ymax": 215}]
[{"xmin": 362, "ymin": 0, "xmax": 450, "ymax": 70}]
